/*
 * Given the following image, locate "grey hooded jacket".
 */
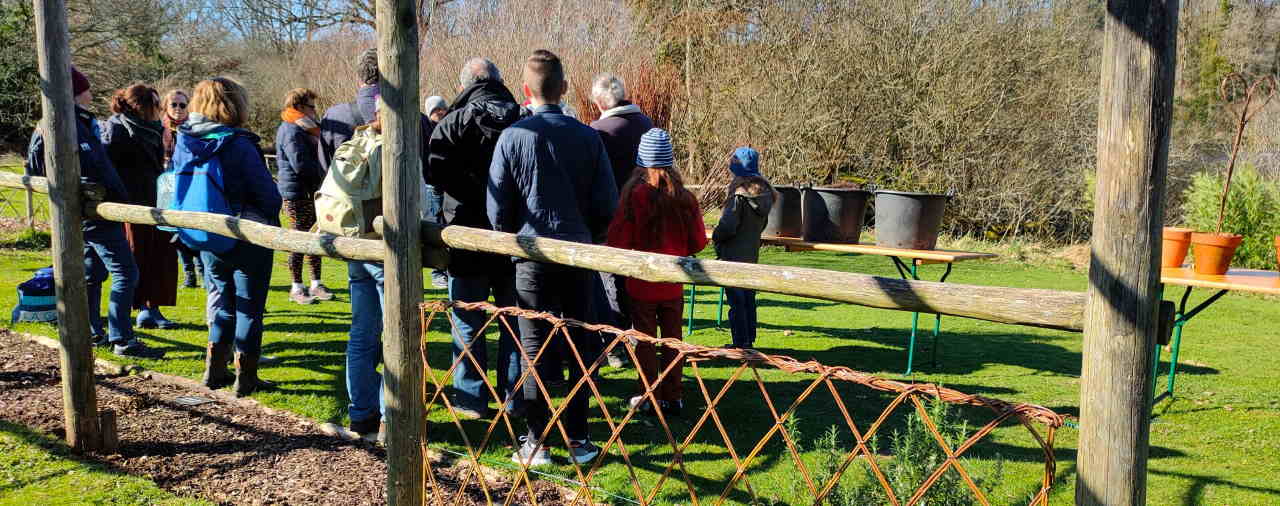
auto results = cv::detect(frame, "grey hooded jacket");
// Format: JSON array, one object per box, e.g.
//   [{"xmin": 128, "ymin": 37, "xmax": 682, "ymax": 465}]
[{"xmin": 712, "ymin": 180, "xmax": 776, "ymax": 263}]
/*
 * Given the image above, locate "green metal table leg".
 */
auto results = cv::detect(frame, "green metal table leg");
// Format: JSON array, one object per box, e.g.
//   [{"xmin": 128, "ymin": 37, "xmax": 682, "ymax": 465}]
[
  {"xmin": 716, "ymin": 287, "xmax": 725, "ymax": 328},
  {"xmin": 686, "ymin": 284, "xmax": 697, "ymax": 336},
  {"xmin": 1153, "ymin": 287, "xmax": 1227, "ymax": 405},
  {"xmin": 930, "ymin": 264, "xmax": 952, "ymax": 368},
  {"xmin": 1165, "ymin": 321, "xmax": 1186, "ymax": 395},
  {"xmin": 905, "ymin": 261, "xmax": 920, "ymax": 375}
]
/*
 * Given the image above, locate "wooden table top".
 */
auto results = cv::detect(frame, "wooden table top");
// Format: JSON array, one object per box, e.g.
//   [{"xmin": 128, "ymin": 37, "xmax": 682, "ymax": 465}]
[
  {"xmin": 1161, "ymin": 267, "xmax": 1280, "ymax": 296},
  {"xmin": 704, "ymin": 230, "xmax": 997, "ymax": 264}
]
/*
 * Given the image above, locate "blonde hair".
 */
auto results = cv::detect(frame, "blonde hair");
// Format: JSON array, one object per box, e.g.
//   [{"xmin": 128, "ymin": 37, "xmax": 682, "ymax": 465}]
[
  {"xmin": 282, "ymin": 87, "xmax": 318, "ymax": 110},
  {"xmin": 191, "ymin": 77, "xmax": 249, "ymax": 127}
]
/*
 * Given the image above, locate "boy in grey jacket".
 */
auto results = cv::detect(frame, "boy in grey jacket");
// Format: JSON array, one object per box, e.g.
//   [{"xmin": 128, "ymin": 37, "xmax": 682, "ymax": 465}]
[{"xmin": 711, "ymin": 147, "xmax": 776, "ymax": 348}]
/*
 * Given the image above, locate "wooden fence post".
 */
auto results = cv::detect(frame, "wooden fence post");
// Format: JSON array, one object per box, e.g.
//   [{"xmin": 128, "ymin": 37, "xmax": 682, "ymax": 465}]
[
  {"xmin": 376, "ymin": 0, "xmax": 425, "ymax": 503},
  {"xmin": 1078, "ymin": 1, "xmax": 1179, "ymax": 504},
  {"xmin": 25, "ymin": 188, "xmax": 35, "ymax": 228},
  {"xmin": 33, "ymin": 0, "xmax": 100, "ymax": 452}
]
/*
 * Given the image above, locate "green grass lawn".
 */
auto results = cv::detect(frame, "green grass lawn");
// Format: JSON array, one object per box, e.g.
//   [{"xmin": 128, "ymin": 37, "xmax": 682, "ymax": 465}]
[
  {"xmin": 0, "ymin": 420, "xmax": 210, "ymax": 506},
  {"xmin": 1, "ymin": 240, "xmax": 1278, "ymax": 504}
]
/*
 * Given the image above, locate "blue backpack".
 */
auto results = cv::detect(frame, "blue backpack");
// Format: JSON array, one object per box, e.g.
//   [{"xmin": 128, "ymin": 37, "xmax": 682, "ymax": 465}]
[{"xmin": 170, "ymin": 133, "xmax": 239, "ymax": 254}]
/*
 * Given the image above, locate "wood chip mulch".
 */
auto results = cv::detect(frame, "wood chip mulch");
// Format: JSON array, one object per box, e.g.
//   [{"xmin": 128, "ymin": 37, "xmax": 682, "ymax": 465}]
[{"xmin": 0, "ymin": 329, "xmax": 579, "ymax": 505}]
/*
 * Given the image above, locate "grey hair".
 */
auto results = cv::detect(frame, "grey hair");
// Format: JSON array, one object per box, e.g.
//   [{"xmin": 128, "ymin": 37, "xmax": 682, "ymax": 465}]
[
  {"xmin": 590, "ymin": 73, "xmax": 626, "ymax": 109},
  {"xmin": 458, "ymin": 58, "xmax": 501, "ymax": 88}
]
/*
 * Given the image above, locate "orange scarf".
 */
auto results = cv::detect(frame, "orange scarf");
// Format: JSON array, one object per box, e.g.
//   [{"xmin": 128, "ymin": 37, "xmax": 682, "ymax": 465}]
[{"xmin": 281, "ymin": 107, "xmax": 320, "ymax": 136}]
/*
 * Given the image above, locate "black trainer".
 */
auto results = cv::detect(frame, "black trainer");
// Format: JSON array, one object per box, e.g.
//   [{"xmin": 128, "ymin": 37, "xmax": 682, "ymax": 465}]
[
  {"xmin": 113, "ymin": 340, "xmax": 166, "ymax": 359},
  {"xmin": 91, "ymin": 334, "xmax": 111, "ymax": 347}
]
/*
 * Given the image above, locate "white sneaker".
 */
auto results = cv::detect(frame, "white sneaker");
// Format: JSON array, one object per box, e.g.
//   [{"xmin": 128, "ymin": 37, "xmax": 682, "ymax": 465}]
[
  {"xmin": 511, "ymin": 436, "xmax": 551, "ymax": 467},
  {"xmin": 628, "ymin": 395, "xmax": 654, "ymax": 415}
]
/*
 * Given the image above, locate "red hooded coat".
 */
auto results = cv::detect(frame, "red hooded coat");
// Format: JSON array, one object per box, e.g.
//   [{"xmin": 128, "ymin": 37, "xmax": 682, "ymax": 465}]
[{"xmin": 606, "ymin": 183, "xmax": 708, "ymax": 302}]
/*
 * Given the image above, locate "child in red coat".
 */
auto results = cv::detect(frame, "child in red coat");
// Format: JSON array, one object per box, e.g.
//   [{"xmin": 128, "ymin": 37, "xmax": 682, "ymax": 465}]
[{"xmin": 606, "ymin": 128, "xmax": 707, "ymax": 417}]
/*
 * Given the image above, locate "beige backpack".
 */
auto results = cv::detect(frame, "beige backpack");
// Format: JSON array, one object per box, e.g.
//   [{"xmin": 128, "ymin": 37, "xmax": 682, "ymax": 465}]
[{"xmin": 315, "ymin": 125, "xmax": 383, "ymax": 238}]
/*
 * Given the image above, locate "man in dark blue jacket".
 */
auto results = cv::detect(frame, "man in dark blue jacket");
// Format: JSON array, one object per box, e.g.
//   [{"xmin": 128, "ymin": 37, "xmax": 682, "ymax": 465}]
[
  {"xmin": 27, "ymin": 67, "xmax": 163, "ymax": 358},
  {"xmin": 488, "ymin": 50, "xmax": 618, "ymax": 467},
  {"xmin": 427, "ymin": 57, "xmax": 523, "ymax": 419}
]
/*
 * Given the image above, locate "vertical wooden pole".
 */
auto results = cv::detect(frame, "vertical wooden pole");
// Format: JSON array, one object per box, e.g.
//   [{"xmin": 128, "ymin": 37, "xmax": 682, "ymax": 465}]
[
  {"xmin": 25, "ymin": 188, "xmax": 35, "ymax": 228},
  {"xmin": 376, "ymin": 0, "xmax": 424, "ymax": 504},
  {"xmin": 33, "ymin": 0, "xmax": 100, "ymax": 452},
  {"xmin": 1078, "ymin": 1, "xmax": 1179, "ymax": 504}
]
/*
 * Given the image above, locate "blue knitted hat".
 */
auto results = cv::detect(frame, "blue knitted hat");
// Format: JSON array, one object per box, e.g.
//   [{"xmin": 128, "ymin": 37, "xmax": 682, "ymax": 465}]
[
  {"xmin": 635, "ymin": 128, "xmax": 675, "ymax": 168},
  {"xmin": 729, "ymin": 147, "xmax": 760, "ymax": 178}
]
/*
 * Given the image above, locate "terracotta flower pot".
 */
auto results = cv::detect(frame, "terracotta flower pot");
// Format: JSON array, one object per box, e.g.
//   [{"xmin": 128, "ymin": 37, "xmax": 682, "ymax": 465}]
[
  {"xmin": 1274, "ymin": 235, "xmax": 1280, "ymax": 271},
  {"xmin": 1161, "ymin": 227, "xmax": 1193, "ymax": 268},
  {"xmin": 1190, "ymin": 232, "xmax": 1243, "ymax": 276}
]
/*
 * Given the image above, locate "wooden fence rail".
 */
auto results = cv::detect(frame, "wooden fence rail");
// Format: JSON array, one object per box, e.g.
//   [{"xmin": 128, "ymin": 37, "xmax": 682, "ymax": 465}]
[{"xmin": 3, "ymin": 172, "xmax": 1089, "ymax": 332}]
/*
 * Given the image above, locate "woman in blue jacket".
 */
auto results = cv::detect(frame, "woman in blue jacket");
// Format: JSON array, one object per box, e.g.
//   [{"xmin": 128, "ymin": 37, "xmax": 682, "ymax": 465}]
[{"xmin": 174, "ymin": 77, "xmax": 283, "ymax": 397}]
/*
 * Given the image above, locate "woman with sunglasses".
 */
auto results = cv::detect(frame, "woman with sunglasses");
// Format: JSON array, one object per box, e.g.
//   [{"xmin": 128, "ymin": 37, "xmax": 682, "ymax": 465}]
[
  {"xmin": 275, "ymin": 87, "xmax": 333, "ymax": 305},
  {"xmin": 162, "ymin": 89, "xmax": 204, "ymax": 289},
  {"xmin": 104, "ymin": 83, "xmax": 180, "ymax": 331}
]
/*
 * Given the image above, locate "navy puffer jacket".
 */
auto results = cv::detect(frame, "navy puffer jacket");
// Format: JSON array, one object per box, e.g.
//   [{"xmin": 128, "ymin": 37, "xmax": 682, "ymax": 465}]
[{"xmin": 274, "ymin": 121, "xmax": 323, "ymax": 201}]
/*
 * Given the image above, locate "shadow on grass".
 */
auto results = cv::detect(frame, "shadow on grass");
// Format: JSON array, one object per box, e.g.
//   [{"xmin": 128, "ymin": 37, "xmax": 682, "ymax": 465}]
[
  {"xmin": 0, "ymin": 419, "xmax": 165, "ymax": 495},
  {"xmin": 1150, "ymin": 468, "xmax": 1280, "ymax": 506},
  {"xmin": 687, "ymin": 316, "xmax": 1219, "ymax": 381}
]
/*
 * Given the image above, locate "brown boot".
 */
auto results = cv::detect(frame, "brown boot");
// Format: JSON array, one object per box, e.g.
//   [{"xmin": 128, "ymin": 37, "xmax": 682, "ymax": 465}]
[
  {"xmin": 202, "ymin": 341, "xmax": 234, "ymax": 389},
  {"xmin": 233, "ymin": 351, "xmax": 275, "ymax": 398}
]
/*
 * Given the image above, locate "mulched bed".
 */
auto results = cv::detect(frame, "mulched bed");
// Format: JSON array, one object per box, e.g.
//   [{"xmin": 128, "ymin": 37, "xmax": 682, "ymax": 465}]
[{"xmin": 0, "ymin": 330, "xmax": 569, "ymax": 505}]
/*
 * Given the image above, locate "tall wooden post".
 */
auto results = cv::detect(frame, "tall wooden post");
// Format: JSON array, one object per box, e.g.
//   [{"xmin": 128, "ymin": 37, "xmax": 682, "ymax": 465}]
[
  {"xmin": 376, "ymin": 0, "xmax": 425, "ymax": 503},
  {"xmin": 25, "ymin": 188, "xmax": 35, "ymax": 228},
  {"xmin": 34, "ymin": 0, "xmax": 100, "ymax": 451},
  {"xmin": 1078, "ymin": 1, "xmax": 1179, "ymax": 504}
]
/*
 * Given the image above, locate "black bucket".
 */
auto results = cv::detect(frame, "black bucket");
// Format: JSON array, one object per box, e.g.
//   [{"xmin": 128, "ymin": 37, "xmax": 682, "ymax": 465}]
[
  {"xmin": 873, "ymin": 190, "xmax": 950, "ymax": 250},
  {"xmin": 763, "ymin": 186, "xmax": 803, "ymax": 237},
  {"xmin": 802, "ymin": 188, "xmax": 871, "ymax": 243}
]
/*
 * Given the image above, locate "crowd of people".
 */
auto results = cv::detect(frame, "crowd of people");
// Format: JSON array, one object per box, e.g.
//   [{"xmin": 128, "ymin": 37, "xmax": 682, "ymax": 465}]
[{"xmin": 25, "ymin": 48, "xmax": 779, "ymax": 467}]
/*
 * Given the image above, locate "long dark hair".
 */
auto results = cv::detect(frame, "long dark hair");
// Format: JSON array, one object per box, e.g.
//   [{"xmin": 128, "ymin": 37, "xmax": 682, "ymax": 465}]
[{"xmin": 610, "ymin": 165, "xmax": 701, "ymax": 240}]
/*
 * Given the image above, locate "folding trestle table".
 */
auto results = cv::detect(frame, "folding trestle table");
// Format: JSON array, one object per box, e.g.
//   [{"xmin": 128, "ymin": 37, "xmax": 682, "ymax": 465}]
[
  {"xmin": 1154, "ymin": 267, "xmax": 1280, "ymax": 404},
  {"xmin": 686, "ymin": 236, "xmax": 996, "ymax": 375}
]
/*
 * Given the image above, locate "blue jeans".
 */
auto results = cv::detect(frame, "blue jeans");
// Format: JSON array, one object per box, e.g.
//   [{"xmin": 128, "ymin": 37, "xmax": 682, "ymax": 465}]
[
  {"xmin": 201, "ymin": 243, "xmax": 273, "ymax": 355},
  {"xmin": 423, "ymin": 184, "xmax": 444, "ymax": 225},
  {"xmin": 448, "ymin": 273, "xmax": 519, "ymax": 412},
  {"xmin": 725, "ymin": 287, "xmax": 757, "ymax": 348},
  {"xmin": 84, "ymin": 224, "xmax": 138, "ymax": 344},
  {"xmin": 346, "ymin": 260, "xmax": 386, "ymax": 424}
]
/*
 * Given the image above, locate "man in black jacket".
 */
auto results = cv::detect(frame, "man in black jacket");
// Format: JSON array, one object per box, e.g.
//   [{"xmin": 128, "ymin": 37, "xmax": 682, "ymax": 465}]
[{"xmin": 426, "ymin": 57, "xmax": 523, "ymax": 419}]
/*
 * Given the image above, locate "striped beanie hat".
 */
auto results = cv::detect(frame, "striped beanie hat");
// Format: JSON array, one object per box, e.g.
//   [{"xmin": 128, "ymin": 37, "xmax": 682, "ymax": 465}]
[{"xmin": 635, "ymin": 128, "xmax": 675, "ymax": 168}]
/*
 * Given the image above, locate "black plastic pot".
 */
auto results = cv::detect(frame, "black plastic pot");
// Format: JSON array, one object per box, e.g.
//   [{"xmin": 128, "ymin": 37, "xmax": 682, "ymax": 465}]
[
  {"xmin": 873, "ymin": 190, "xmax": 951, "ymax": 250},
  {"xmin": 802, "ymin": 188, "xmax": 871, "ymax": 243},
  {"xmin": 763, "ymin": 186, "xmax": 803, "ymax": 237}
]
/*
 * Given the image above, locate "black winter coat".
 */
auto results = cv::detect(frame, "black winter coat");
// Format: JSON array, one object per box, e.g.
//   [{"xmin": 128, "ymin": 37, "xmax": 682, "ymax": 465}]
[
  {"xmin": 426, "ymin": 79, "xmax": 522, "ymax": 276},
  {"xmin": 103, "ymin": 113, "xmax": 165, "ymax": 207}
]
